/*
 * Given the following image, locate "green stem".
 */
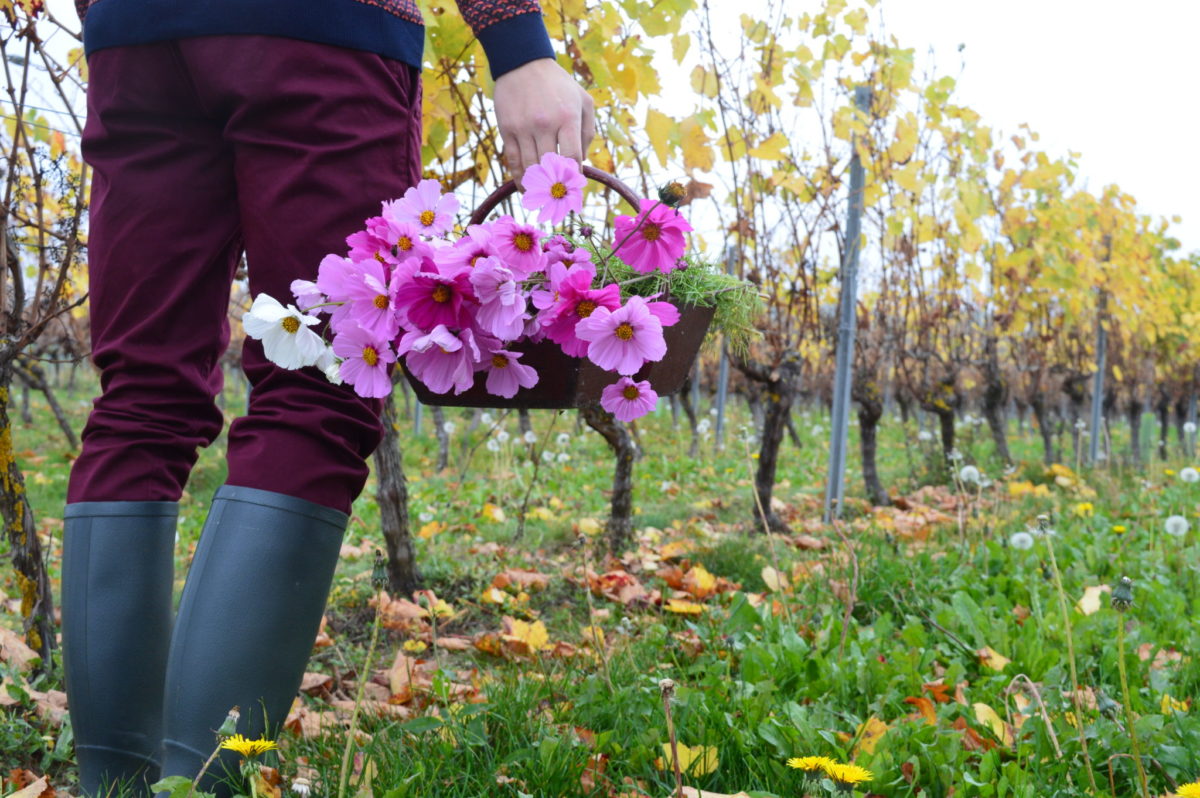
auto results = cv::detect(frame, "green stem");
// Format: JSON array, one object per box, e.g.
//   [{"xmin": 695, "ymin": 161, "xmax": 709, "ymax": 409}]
[
  {"xmin": 1116, "ymin": 617, "xmax": 1151, "ymax": 798},
  {"xmin": 337, "ymin": 595, "xmax": 383, "ymax": 798},
  {"xmin": 1044, "ymin": 533, "xmax": 1099, "ymax": 795}
]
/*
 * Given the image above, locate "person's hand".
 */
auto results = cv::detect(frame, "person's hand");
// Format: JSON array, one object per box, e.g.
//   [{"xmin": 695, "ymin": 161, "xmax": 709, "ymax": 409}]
[{"xmin": 493, "ymin": 58, "xmax": 595, "ymax": 188}]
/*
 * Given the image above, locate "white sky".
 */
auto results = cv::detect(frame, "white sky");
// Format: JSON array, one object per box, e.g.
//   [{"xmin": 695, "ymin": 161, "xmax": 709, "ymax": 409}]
[{"xmin": 35, "ymin": 0, "xmax": 1199, "ymax": 256}]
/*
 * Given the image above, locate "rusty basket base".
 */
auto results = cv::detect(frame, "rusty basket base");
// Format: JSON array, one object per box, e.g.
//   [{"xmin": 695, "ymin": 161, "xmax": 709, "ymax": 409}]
[{"xmin": 403, "ymin": 303, "xmax": 715, "ymax": 409}]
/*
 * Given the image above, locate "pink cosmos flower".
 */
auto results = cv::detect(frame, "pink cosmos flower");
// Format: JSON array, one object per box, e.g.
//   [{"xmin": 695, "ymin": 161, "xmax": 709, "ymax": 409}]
[
  {"xmin": 469, "ymin": 257, "xmax": 527, "ymax": 340},
  {"xmin": 542, "ymin": 235, "xmax": 593, "ymax": 269},
  {"xmin": 479, "ymin": 347, "xmax": 538, "ymax": 398},
  {"xmin": 290, "ymin": 278, "xmax": 325, "ymax": 313},
  {"xmin": 345, "ymin": 218, "xmax": 394, "ymax": 264},
  {"xmin": 600, "ymin": 377, "xmax": 658, "ymax": 422},
  {"xmin": 539, "ymin": 263, "xmax": 621, "ymax": 357},
  {"xmin": 439, "ymin": 224, "xmax": 499, "ymax": 271},
  {"xmin": 398, "ymin": 325, "xmax": 481, "ymax": 395},
  {"xmin": 383, "ymin": 179, "xmax": 459, "ymax": 237},
  {"xmin": 521, "ymin": 152, "xmax": 586, "ymax": 225},
  {"xmin": 340, "ymin": 257, "xmax": 401, "ymax": 342},
  {"xmin": 613, "ymin": 199, "xmax": 693, "ymax": 274},
  {"xmin": 392, "ymin": 258, "xmax": 476, "ymax": 332},
  {"xmin": 574, "ymin": 295, "xmax": 667, "ymax": 375},
  {"xmin": 382, "ymin": 219, "xmax": 436, "ymax": 263},
  {"xmin": 333, "ymin": 324, "xmax": 395, "ymax": 399},
  {"xmin": 491, "ymin": 215, "xmax": 547, "ymax": 278}
]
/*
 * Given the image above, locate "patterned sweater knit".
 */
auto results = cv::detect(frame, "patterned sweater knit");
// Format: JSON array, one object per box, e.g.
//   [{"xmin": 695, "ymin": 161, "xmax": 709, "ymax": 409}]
[{"xmin": 76, "ymin": 0, "xmax": 555, "ymax": 79}]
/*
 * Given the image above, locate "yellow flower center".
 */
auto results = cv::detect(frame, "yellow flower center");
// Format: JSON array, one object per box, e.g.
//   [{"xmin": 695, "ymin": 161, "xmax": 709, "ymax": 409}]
[
  {"xmin": 431, "ymin": 284, "xmax": 452, "ymax": 303},
  {"xmin": 362, "ymin": 346, "xmax": 379, "ymax": 367},
  {"xmin": 513, "ymin": 232, "xmax": 534, "ymax": 252},
  {"xmin": 397, "ymin": 235, "xmax": 413, "ymax": 251},
  {"xmin": 615, "ymin": 322, "xmax": 634, "ymax": 340},
  {"xmin": 419, "ymin": 209, "xmax": 436, "ymax": 227},
  {"xmin": 622, "ymin": 384, "xmax": 640, "ymax": 400},
  {"xmin": 280, "ymin": 316, "xmax": 300, "ymax": 334},
  {"xmin": 550, "ymin": 182, "xmax": 568, "ymax": 199},
  {"xmin": 491, "ymin": 354, "xmax": 509, "ymax": 369},
  {"xmin": 373, "ymin": 294, "xmax": 389, "ymax": 309},
  {"xmin": 641, "ymin": 222, "xmax": 662, "ymax": 242},
  {"xmin": 575, "ymin": 299, "xmax": 597, "ymax": 318}
]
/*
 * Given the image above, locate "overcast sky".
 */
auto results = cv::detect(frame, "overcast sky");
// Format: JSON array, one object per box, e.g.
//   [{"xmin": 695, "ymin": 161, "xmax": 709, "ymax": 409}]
[{"xmin": 882, "ymin": 0, "xmax": 1197, "ymax": 254}]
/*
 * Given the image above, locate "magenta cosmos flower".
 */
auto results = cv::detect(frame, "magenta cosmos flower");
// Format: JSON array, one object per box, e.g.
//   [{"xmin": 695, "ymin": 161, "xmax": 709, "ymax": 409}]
[
  {"xmin": 398, "ymin": 325, "xmax": 481, "ymax": 395},
  {"xmin": 439, "ymin": 224, "xmax": 498, "ymax": 271},
  {"xmin": 601, "ymin": 377, "xmax": 658, "ymax": 422},
  {"xmin": 538, "ymin": 262, "xmax": 621, "ymax": 357},
  {"xmin": 391, "ymin": 259, "xmax": 476, "ymax": 332},
  {"xmin": 337, "ymin": 257, "xmax": 402, "ymax": 342},
  {"xmin": 478, "ymin": 347, "xmax": 538, "ymax": 398},
  {"xmin": 469, "ymin": 257, "xmax": 527, "ymax": 340},
  {"xmin": 489, "ymin": 215, "xmax": 547, "ymax": 278},
  {"xmin": 383, "ymin": 179, "xmax": 458, "ymax": 237},
  {"xmin": 574, "ymin": 295, "xmax": 667, "ymax": 375},
  {"xmin": 332, "ymin": 323, "xmax": 395, "ymax": 398},
  {"xmin": 521, "ymin": 152, "xmax": 586, "ymax": 225},
  {"xmin": 613, "ymin": 199, "xmax": 693, "ymax": 274}
]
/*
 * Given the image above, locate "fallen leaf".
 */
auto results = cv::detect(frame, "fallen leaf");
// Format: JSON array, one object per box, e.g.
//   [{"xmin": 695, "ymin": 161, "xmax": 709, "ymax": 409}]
[
  {"xmin": 854, "ymin": 716, "xmax": 889, "ymax": 755},
  {"xmin": 973, "ymin": 702, "xmax": 1014, "ymax": 746},
  {"xmin": 923, "ymin": 681, "xmax": 952, "ymax": 704},
  {"xmin": 0, "ymin": 628, "xmax": 39, "ymax": 672},
  {"xmin": 300, "ymin": 673, "xmax": 332, "ymax": 695},
  {"xmin": 904, "ymin": 696, "xmax": 937, "ymax": 726},
  {"xmin": 1076, "ymin": 584, "xmax": 1111, "ymax": 616},
  {"xmin": 665, "ymin": 598, "xmax": 704, "ymax": 615},
  {"xmin": 654, "ymin": 743, "xmax": 718, "ymax": 776},
  {"xmin": 977, "ymin": 646, "xmax": 1011, "ymax": 671},
  {"xmin": 3, "ymin": 775, "xmax": 48, "ymax": 798},
  {"xmin": 760, "ymin": 566, "xmax": 789, "ymax": 593}
]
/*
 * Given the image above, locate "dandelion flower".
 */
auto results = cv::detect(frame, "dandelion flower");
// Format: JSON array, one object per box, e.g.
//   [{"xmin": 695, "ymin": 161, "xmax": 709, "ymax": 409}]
[
  {"xmin": 1176, "ymin": 781, "xmax": 1200, "ymax": 797},
  {"xmin": 1185, "ymin": 422, "xmax": 1198, "ymax": 435},
  {"xmin": 556, "ymin": 432, "xmax": 571, "ymax": 447},
  {"xmin": 290, "ymin": 777, "xmax": 312, "ymax": 798},
  {"xmin": 916, "ymin": 429, "xmax": 933, "ymax": 442},
  {"xmin": 219, "ymin": 734, "xmax": 278, "ymax": 758},
  {"xmin": 1009, "ymin": 531, "xmax": 1034, "ymax": 550},
  {"xmin": 786, "ymin": 756, "xmax": 836, "ymax": 776},
  {"xmin": 1165, "ymin": 514, "xmax": 1190, "ymax": 537},
  {"xmin": 823, "ymin": 762, "xmax": 873, "ymax": 789},
  {"xmin": 1111, "ymin": 524, "xmax": 1127, "ymax": 534},
  {"xmin": 524, "ymin": 430, "xmax": 538, "ymax": 444},
  {"xmin": 556, "ymin": 452, "xmax": 570, "ymax": 463},
  {"xmin": 1181, "ymin": 467, "xmax": 1200, "ymax": 483},
  {"xmin": 958, "ymin": 465, "xmax": 981, "ymax": 484}
]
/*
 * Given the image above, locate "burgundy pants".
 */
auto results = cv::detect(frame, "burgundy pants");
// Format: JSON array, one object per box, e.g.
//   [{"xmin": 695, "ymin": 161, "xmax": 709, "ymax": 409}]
[{"xmin": 68, "ymin": 36, "xmax": 422, "ymax": 513}]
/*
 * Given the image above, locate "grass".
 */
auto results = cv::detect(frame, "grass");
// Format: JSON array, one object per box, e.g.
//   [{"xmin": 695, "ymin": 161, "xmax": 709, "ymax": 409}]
[{"xmin": 3, "ymin": 371, "xmax": 1200, "ymax": 797}]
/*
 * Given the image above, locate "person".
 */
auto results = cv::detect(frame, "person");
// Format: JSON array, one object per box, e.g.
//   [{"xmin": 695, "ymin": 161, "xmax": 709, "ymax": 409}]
[{"xmin": 60, "ymin": 1, "xmax": 594, "ymax": 795}]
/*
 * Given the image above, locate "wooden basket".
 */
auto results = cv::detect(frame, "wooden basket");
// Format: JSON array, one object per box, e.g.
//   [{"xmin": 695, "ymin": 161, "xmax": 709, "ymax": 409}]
[{"xmin": 403, "ymin": 167, "xmax": 713, "ymax": 409}]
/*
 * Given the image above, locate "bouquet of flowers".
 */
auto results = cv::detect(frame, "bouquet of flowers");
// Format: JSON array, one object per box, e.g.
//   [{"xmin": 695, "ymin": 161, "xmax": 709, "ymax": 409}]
[{"xmin": 245, "ymin": 155, "xmax": 754, "ymax": 421}]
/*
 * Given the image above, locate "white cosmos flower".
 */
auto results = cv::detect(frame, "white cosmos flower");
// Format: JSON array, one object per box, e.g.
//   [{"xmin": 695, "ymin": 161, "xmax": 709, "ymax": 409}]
[
  {"xmin": 1165, "ymin": 514, "xmax": 1190, "ymax": 537},
  {"xmin": 1009, "ymin": 531, "xmax": 1035, "ymax": 550},
  {"xmin": 958, "ymin": 465, "xmax": 981, "ymax": 485},
  {"xmin": 524, "ymin": 430, "xmax": 538, "ymax": 444},
  {"xmin": 1181, "ymin": 467, "xmax": 1200, "ymax": 484},
  {"xmin": 917, "ymin": 429, "xmax": 933, "ymax": 442},
  {"xmin": 243, "ymin": 294, "xmax": 324, "ymax": 369},
  {"xmin": 315, "ymin": 346, "xmax": 342, "ymax": 385}
]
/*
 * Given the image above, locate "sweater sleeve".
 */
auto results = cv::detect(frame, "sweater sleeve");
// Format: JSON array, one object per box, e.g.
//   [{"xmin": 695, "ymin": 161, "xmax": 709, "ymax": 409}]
[{"xmin": 454, "ymin": 0, "xmax": 555, "ymax": 79}]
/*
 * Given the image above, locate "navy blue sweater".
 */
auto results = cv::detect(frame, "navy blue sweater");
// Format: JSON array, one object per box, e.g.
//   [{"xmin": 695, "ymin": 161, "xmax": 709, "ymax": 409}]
[{"xmin": 77, "ymin": 0, "xmax": 556, "ymax": 79}]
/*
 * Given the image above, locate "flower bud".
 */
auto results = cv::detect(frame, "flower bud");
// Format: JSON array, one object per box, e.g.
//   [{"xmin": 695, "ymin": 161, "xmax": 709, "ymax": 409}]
[
  {"xmin": 1111, "ymin": 576, "xmax": 1133, "ymax": 612},
  {"xmin": 217, "ymin": 706, "xmax": 241, "ymax": 737}
]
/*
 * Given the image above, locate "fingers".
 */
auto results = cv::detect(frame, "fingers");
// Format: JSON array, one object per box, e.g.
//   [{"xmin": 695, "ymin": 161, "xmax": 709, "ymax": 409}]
[
  {"xmin": 515, "ymin": 134, "xmax": 539, "ymax": 190},
  {"xmin": 557, "ymin": 102, "xmax": 584, "ymax": 166},
  {"xmin": 580, "ymin": 90, "xmax": 596, "ymax": 161}
]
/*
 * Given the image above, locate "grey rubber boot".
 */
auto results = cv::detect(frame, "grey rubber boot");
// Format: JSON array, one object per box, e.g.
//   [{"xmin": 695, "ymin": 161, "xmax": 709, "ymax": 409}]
[
  {"xmin": 159, "ymin": 485, "xmax": 347, "ymax": 796},
  {"xmin": 62, "ymin": 501, "xmax": 178, "ymax": 798}
]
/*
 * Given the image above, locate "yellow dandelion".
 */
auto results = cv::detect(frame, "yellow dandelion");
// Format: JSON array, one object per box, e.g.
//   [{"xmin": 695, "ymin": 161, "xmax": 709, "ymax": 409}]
[
  {"xmin": 1111, "ymin": 524, "xmax": 1127, "ymax": 534},
  {"xmin": 823, "ymin": 761, "xmax": 873, "ymax": 788},
  {"xmin": 402, "ymin": 639, "xmax": 428, "ymax": 653},
  {"xmin": 219, "ymin": 734, "xmax": 278, "ymax": 757},
  {"xmin": 1177, "ymin": 781, "xmax": 1200, "ymax": 797},
  {"xmin": 787, "ymin": 755, "xmax": 837, "ymax": 775}
]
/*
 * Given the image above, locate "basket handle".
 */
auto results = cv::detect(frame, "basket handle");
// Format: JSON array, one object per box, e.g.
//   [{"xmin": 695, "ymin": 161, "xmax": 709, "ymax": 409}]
[{"xmin": 467, "ymin": 165, "xmax": 643, "ymax": 227}]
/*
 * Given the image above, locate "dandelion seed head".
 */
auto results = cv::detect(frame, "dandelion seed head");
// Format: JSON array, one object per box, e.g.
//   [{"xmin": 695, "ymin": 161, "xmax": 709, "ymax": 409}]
[
  {"xmin": 1165, "ymin": 514, "xmax": 1190, "ymax": 537},
  {"xmin": 1009, "ymin": 531, "xmax": 1035, "ymax": 550}
]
